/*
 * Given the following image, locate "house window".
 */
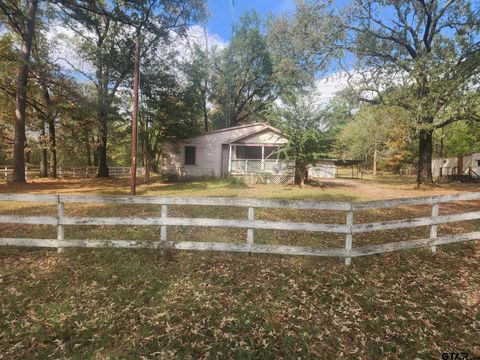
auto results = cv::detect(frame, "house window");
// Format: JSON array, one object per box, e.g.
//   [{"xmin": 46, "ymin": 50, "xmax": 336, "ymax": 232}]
[
  {"xmin": 235, "ymin": 146, "xmax": 262, "ymax": 159},
  {"xmin": 477, "ymin": 160, "xmax": 480, "ymax": 166},
  {"xmin": 185, "ymin": 146, "xmax": 196, "ymax": 165}
]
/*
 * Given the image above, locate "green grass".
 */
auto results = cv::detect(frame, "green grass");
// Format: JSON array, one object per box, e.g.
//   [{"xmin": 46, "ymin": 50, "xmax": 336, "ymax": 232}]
[{"xmin": 0, "ymin": 177, "xmax": 480, "ymax": 358}]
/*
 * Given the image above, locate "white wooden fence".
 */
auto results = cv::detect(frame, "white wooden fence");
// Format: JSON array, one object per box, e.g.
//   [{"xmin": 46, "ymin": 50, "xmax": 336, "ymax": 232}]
[
  {"xmin": 0, "ymin": 192, "xmax": 479, "ymax": 265},
  {"xmin": 1, "ymin": 166, "xmax": 145, "ymax": 181}
]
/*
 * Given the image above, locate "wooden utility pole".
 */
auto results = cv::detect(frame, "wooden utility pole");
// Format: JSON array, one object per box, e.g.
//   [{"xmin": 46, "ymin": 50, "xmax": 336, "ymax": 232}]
[{"xmin": 130, "ymin": 33, "xmax": 141, "ymax": 195}]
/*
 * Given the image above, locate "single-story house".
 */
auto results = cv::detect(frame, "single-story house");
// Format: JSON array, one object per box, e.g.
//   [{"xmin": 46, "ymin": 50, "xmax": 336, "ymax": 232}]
[
  {"xmin": 432, "ymin": 153, "xmax": 480, "ymax": 179},
  {"xmin": 161, "ymin": 123, "xmax": 294, "ymax": 183}
]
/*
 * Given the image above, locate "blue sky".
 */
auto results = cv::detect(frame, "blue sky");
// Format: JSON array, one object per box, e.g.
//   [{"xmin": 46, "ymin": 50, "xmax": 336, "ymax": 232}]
[{"xmin": 205, "ymin": 0, "xmax": 295, "ymax": 41}]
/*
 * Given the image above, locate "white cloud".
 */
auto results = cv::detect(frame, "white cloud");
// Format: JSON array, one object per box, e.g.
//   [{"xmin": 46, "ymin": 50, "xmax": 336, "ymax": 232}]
[
  {"xmin": 46, "ymin": 24, "xmax": 96, "ymax": 80},
  {"xmin": 313, "ymin": 72, "xmax": 352, "ymax": 105},
  {"xmin": 46, "ymin": 23, "xmax": 227, "ymax": 82},
  {"xmin": 172, "ymin": 24, "xmax": 227, "ymax": 64}
]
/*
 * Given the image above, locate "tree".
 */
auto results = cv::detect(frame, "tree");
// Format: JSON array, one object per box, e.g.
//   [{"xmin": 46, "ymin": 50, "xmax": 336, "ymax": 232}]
[
  {"xmin": 183, "ymin": 42, "xmax": 211, "ymax": 132},
  {"xmin": 437, "ymin": 120, "xmax": 480, "ymax": 157},
  {"xmin": 211, "ymin": 11, "xmax": 274, "ymax": 128},
  {"xmin": 267, "ymin": 0, "xmax": 340, "ymax": 94},
  {"xmin": 337, "ymin": 0, "xmax": 480, "ymax": 184},
  {"xmin": 0, "ymin": 0, "xmax": 39, "ymax": 183},
  {"xmin": 55, "ymin": 0, "xmax": 205, "ymax": 177},
  {"xmin": 268, "ymin": 0, "xmax": 480, "ymax": 184},
  {"xmin": 276, "ymin": 91, "xmax": 334, "ymax": 187},
  {"xmin": 335, "ymin": 105, "xmax": 415, "ymax": 174},
  {"xmin": 138, "ymin": 40, "xmax": 202, "ymax": 182}
]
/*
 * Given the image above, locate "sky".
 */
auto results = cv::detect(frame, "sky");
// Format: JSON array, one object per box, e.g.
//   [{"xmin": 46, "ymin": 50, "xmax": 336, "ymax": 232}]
[
  {"xmin": 205, "ymin": 0, "xmax": 295, "ymax": 41},
  {"xmin": 203, "ymin": 0, "xmax": 350, "ymax": 101}
]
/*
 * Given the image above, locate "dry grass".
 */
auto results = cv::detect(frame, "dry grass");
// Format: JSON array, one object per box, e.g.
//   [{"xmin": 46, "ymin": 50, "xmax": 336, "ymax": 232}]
[{"xmin": 0, "ymin": 176, "xmax": 479, "ymax": 359}]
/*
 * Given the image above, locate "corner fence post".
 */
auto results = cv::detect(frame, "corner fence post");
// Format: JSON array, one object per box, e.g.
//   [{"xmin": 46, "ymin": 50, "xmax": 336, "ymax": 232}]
[
  {"xmin": 345, "ymin": 206, "xmax": 354, "ymax": 266},
  {"xmin": 430, "ymin": 203, "xmax": 439, "ymax": 253},
  {"xmin": 247, "ymin": 207, "xmax": 255, "ymax": 253},
  {"xmin": 57, "ymin": 196, "xmax": 65, "ymax": 253}
]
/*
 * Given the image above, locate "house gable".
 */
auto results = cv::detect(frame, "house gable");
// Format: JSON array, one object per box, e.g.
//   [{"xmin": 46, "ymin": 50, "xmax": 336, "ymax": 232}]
[{"xmin": 231, "ymin": 129, "xmax": 288, "ymax": 145}]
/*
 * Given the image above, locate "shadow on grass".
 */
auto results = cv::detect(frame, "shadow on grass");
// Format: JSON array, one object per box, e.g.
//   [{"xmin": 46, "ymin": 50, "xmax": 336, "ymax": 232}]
[
  {"xmin": 143, "ymin": 178, "xmax": 251, "ymax": 195},
  {"xmin": 307, "ymin": 180, "xmax": 355, "ymax": 189}
]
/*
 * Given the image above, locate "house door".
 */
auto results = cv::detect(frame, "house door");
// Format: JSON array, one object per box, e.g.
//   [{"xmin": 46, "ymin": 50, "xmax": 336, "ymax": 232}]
[{"xmin": 221, "ymin": 144, "xmax": 229, "ymax": 177}]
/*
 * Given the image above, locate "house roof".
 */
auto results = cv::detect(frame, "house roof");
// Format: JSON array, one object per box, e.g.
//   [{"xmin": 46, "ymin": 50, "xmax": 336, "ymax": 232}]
[
  {"xmin": 205, "ymin": 122, "xmax": 267, "ymax": 135},
  {"xmin": 225, "ymin": 124, "xmax": 288, "ymax": 144}
]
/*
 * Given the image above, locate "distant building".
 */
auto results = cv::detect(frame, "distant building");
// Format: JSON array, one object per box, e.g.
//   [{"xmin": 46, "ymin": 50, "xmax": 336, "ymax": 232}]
[
  {"xmin": 161, "ymin": 123, "xmax": 294, "ymax": 184},
  {"xmin": 432, "ymin": 153, "xmax": 480, "ymax": 181},
  {"xmin": 308, "ymin": 159, "xmax": 364, "ymax": 179}
]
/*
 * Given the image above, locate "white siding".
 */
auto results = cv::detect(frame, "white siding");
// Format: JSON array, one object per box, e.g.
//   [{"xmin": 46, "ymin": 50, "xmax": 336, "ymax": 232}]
[
  {"xmin": 309, "ymin": 162, "xmax": 336, "ymax": 179},
  {"xmin": 432, "ymin": 153, "xmax": 480, "ymax": 177},
  {"xmin": 161, "ymin": 124, "xmax": 270, "ymax": 178}
]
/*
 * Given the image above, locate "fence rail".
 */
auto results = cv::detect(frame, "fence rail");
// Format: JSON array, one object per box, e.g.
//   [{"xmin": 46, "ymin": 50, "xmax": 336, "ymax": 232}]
[
  {"xmin": 0, "ymin": 166, "xmax": 145, "ymax": 181},
  {"xmin": 0, "ymin": 192, "xmax": 479, "ymax": 264}
]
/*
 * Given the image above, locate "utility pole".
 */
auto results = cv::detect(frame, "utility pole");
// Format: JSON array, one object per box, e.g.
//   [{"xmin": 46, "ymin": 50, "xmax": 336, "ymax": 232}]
[{"xmin": 130, "ymin": 33, "xmax": 141, "ymax": 195}]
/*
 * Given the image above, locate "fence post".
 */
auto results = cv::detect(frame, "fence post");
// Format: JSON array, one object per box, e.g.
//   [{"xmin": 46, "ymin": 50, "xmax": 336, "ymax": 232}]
[
  {"xmin": 59, "ymin": 167, "xmax": 62, "ymax": 179},
  {"xmin": 247, "ymin": 207, "xmax": 255, "ymax": 253},
  {"xmin": 25, "ymin": 166, "xmax": 28, "ymax": 181},
  {"xmin": 430, "ymin": 203, "xmax": 439, "ymax": 253},
  {"xmin": 4, "ymin": 166, "xmax": 6, "ymax": 182},
  {"xmin": 159, "ymin": 205, "xmax": 168, "ymax": 253},
  {"xmin": 57, "ymin": 196, "xmax": 65, "ymax": 253},
  {"xmin": 344, "ymin": 207, "xmax": 354, "ymax": 265}
]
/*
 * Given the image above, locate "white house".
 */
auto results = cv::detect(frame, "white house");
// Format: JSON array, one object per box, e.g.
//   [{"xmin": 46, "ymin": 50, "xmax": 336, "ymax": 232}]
[{"xmin": 161, "ymin": 123, "xmax": 294, "ymax": 183}]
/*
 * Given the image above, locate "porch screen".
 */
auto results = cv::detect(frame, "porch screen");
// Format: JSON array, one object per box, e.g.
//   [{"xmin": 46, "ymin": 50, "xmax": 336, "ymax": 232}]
[{"xmin": 235, "ymin": 146, "xmax": 262, "ymax": 159}]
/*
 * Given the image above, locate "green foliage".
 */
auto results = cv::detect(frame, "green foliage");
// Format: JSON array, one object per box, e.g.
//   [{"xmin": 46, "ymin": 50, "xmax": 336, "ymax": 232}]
[
  {"xmin": 266, "ymin": 0, "xmax": 341, "ymax": 94},
  {"xmin": 335, "ymin": 104, "xmax": 416, "ymax": 172},
  {"xmin": 436, "ymin": 120, "xmax": 480, "ymax": 157},
  {"xmin": 138, "ymin": 45, "xmax": 202, "ymax": 174},
  {"xmin": 210, "ymin": 10, "xmax": 274, "ymax": 128},
  {"xmin": 275, "ymin": 91, "xmax": 335, "ymax": 185}
]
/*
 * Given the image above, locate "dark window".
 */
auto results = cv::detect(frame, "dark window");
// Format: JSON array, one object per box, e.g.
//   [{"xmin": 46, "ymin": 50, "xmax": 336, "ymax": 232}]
[
  {"xmin": 185, "ymin": 146, "xmax": 196, "ymax": 165},
  {"xmin": 235, "ymin": 146, "xmax": 262, "ymax": 159},
  {"xmin": 477, "ymin": 160, "xmax": 480, "ymax": 166}
]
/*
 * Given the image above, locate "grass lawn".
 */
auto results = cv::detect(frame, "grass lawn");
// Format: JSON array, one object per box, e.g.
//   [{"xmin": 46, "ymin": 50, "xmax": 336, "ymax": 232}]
[{"xmin": 0, "ymin": 176, "xmax": 479, "ymax": 359}]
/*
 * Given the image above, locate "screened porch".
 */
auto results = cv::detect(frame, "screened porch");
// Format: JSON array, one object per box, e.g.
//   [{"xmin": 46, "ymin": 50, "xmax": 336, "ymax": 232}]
[{"xmin": 228, "ymin": 145, "xmax": 294, "ymax": 175}]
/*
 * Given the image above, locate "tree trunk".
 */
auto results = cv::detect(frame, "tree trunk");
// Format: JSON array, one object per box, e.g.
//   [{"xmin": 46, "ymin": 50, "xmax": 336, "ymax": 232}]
[
  {"xmin": 439, "ymin": 127, "xmax": 444, "ymax": 158},
  {"xmin": 373, "ymin": 146, "xmax": 378, "ymax": 175},
  {"xmin": 92, "ymin": 135, "xmax": 98, "ymax": 166},
  {"xmin": 417, "ymin": 129, "xmax": 434, "ymax": 185},
  {"xmin": 144, "ymin": 155, "xmax": 151, "ymax": 183},
  {"xmin": 38, "ymin": 66, "xmax": 57, "ymax": 178},
  {"xmin": 40, "ymin": 124, "xmax": 48, "ymax": 177},
  {"xmin": 93, "ymin": 145, "xmax": 99, "ymax": 167},
  {"xmin": 48, "ymin": 117, "xmax": 57, "ymax": 178},
  {"xmin": 97, "ymin": 115, "xmax": 109, "ymax": 177},
  {"xmin": 295, "ymin": 160, "xmax": 306, "ymax": 187},
  {"xmin": 86, "ymin": 137, "xmax": 92, "ymax": 166},
  {"xmin": 12, "ymin": 0, "xmax": 38, "ymax": 183},
  {"xmin": 203, "ymin": 94, "xmax": 208, "ymax": 132}
]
